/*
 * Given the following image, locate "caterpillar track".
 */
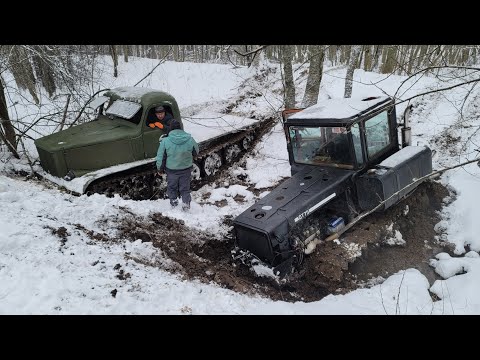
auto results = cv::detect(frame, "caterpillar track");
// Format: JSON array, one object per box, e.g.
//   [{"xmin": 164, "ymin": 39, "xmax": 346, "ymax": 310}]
[{"xmin": 86, "ymin": 117, "xmax": 276, "ymax": 200}]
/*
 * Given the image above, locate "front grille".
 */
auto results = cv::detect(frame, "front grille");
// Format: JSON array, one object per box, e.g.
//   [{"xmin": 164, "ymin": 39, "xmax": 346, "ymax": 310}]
[
  {"xmin": 35, "ymin": 146, "xmax": 65, "ymax": 177},
  {"xmin": 37, "ymin": 147, "xmax": 56, "ymax": 175},
  {"xmin": 234, "ymin": 224, "xmax": 273, "ymax": 263}
]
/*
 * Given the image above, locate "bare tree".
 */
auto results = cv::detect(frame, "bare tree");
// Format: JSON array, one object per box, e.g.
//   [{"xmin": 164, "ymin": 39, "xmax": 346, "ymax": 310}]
[
  {"xmin": 123, "ymin": 45, "xmax": 129, "ymax": 63},
  {"xmin": 371, "ymin": 45, "xmax": 383, "ymax": 71},
  {"xmin": 31, "ymin": 45, "xmax": 56, "ymax": 97},
  {"xmin": 416, "ymin": 45, "xmax": 429, "ymax": 71},
  {"xmin": 234, "ymin": 45, "xmax": 268, "ymax": 68},
  {"xmin": 0, "ymin": 76, "xmax": 19, "ymax": 158},
  {"xmin": 407, "ymin": 45, "xmax": 421, "ymax": 74},
  {"xmin": 134, "ymin": 46, "xmax": 174, "ymax": 86},
  {"xmin": 0, "ymin": 45, "xmax": 108, "ymax": 158},
  {"xmin": 85, "ymin": 44, "xmax": 480, "ymax": 72},
  {"xmin": 301, "ymin": 45, "xmax": 325, "ymax": 107},
  {"xmin": 9, "ymin": 46, "xmax": 39, "ymax": 104},
  {"xmin": 110, "ymin": 45, "xmax": 118, "ymax": 78},
  {"xmin": 281, "ymin": 45, "xmax": 296, "ymax": 108},
  {"xmin": 381, "ymin": 46, "xmax": 398, "ymax": 74},
  {"xmin": 344, "ymin": 45, "xmax": 362, "ymax": 98},
  {"xmin": 363, "ymin": 45, "xmax": 372, "ymax": 71},
  {"xmin": 251, "ymin": 46, "xmax": 266, "ymax": 68},
  {"xmin": 1, "ymin": 43, "xmax": 478, "ymax": 162},
  {"xmin": 327, "ymin": 45, "xmax": 339, "ymax": 66},
  {"xmin": 340, "ymin": 45, "xmax": 349, "ymax": 64}
]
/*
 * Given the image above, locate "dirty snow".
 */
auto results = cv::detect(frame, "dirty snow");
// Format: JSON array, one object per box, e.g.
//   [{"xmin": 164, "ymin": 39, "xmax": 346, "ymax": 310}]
[{"xmin": 1, "ymin": 56, "xmax": 480, "ymax": 314}]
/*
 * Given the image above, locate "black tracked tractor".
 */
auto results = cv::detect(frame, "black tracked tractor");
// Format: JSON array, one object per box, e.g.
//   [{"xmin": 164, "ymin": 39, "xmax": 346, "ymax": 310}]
[{"xmin": 233, "ymin": 96, "xmax": 432, "ymax": 275}]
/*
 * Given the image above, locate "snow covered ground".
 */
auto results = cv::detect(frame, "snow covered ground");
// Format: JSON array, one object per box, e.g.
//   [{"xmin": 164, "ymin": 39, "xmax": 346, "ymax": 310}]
[{"xmin": 1, "ymin": 56, "xmax": 479, "ymax": 314}]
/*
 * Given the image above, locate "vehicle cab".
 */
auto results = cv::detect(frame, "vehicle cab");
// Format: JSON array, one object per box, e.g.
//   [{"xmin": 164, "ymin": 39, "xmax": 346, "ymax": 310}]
[
  {"xmin": 35, "ymin": 87, "xmax": 182, "ymax": 179},
  {"xmin": 282, "ymin": 96, "xmax": 399, "ymax": 176}
]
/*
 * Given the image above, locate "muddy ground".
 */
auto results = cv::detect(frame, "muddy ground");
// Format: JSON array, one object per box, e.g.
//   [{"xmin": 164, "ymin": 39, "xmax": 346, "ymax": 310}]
[{"xmin": 78, "ymin": 179, "xmax": 454, "ymax": 303}]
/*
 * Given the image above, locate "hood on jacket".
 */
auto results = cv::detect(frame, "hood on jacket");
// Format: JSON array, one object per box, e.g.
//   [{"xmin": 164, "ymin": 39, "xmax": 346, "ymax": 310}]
[{"xmin": 167, "ymin": 129, "xmax": 191, "ymax": 145}]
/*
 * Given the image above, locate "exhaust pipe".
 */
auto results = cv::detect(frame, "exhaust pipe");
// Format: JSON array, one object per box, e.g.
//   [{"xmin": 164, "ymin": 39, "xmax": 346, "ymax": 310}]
[{"xmin": 401, "ymin": 104, "xmax": 412, "ymax": 148}]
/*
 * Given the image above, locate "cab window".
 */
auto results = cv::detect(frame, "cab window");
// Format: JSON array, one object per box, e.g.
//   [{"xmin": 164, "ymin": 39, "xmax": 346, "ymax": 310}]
[
  {"xmin": 351, "ymin": 123, "xmax": 364, "ymax": 167},
  {"xmin": 289, "ymin": 126, "xmax": 353, "ymax": 168},
  {"xmin": 105, "ymin": 100, "xmax": 142, "ymax": 125},
  {"xmin": 365, "ymin": 111, "xmax": 390, "ymax": 159}
]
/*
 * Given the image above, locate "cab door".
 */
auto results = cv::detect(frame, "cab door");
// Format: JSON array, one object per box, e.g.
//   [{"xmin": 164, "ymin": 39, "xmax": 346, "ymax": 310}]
[
  {"xmin": 142, "ymin": 107, "xmax": 164, "ymax": 158},
  {"xmin": 281, "ymin": 108, "xmax": 304, "ymax": 166}
]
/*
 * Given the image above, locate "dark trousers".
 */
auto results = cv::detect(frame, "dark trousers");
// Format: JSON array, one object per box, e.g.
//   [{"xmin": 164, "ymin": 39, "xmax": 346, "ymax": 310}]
[{"xmin": 165, "ymin": 167, "xmax": 192, "ymax": 206}]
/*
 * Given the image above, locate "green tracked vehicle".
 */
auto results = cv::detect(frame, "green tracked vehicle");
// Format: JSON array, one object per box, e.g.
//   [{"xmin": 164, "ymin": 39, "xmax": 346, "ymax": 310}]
[{"xmin": 34, "ymin": 87, "xmax": 273, "ymax": 200}]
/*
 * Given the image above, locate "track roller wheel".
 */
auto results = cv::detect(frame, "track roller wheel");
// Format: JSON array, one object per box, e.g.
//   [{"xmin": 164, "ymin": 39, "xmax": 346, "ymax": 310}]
[
  {"xmin": 203, "ymin": 152, "xmax": 222, "ymax": 176},
  {"xmin": 242, "ymin": 133, "xmax": 254, "ymax": 150},
  {"xmin": 191, "ymin": 163, "xmax": 202, "ymax": 180},
  {"xmin": 225, "ymin": 144, "xmax": 242, "ymax": 163}
]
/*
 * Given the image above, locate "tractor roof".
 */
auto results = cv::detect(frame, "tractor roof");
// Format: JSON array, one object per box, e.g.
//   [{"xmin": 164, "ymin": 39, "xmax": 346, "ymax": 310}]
[{"xmin": 287, "ymin": 96, "xmax": 393, "ymax": 126}]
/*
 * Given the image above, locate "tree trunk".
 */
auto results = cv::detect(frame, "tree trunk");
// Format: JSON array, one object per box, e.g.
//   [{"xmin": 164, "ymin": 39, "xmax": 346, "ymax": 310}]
[
  {"xmin": 57, "ymin": 94, "xmax": 71, "ymax": 132},
  {"xmin": 301, "ymin": 45, "xmax": 325, "ymax": 108},
  {"xmin": 328, "ymin": 45, "xmax": 338, "ymax": 66},
  {"xmin": 251, "ymin": 46, "xmax": 265, "ymax": 68},
  {"xmin": 470, "ymin": 46, "xmax": 477, "ymax": 65},
  {"xmin": 281, "ymin": 45, "xmax": 296, "ymax": 108},
  {"xmin": 459, "ymin": 46, "xmax": 470, "ymax": 65},
  {"xmin": 0, "ymin": 76, "xmax": 19, "ymax": 158},
  {"xmin": 371, "ymin": 45, "xmax": 383, "ymax": 71},
  {"xmin": 109, "ymin": 45, "xmax": 118, "ymax": 77},
  {"xmin": 357, "ymin": 45, "xmax": 365, "ymax": 70},
  {"xmin": 32, "ymin": 46, "xmax": 56, "ymax": 97},
  {"xmin": 244, "ymin": 45, "xmax": 254, "ymax": 67},
  {"xmin": 294, "ymin": 45, "xmax": 303, "ymax": 63},
  {"xmin": 363, "ymin": 45, "xmax": 372, "ymax": 71},
  {"xmin": 381, "ymin": 46, "xmax": 397, "ymax": 74},
  {"xmin": 123, "ymin": 45, "xmax": 129, "ymax": 63},
  {"xmin": 417, "ymin": 45, "xmax": 429, "ymax": 70},
  {"xmin": 428, "ymin": 45, "xmax": 445, "ymax": 68},
  {"xmin": 407, "ymin": 45, "xmax": 420, "ymax": 74},
  {"xmin": 446, "ymin": 45, "xmax": 455, "ymax": 64},
  {"xmin": 340, "ymin": 45, "xmax": 350, "ymax": 64},
  {"xmin": 344, "ymin": 45, "xmax": 361, "ymax": 98},
  {"xmin": 9, "ymin": 46, "xmax": 39, "ymax": 104}
]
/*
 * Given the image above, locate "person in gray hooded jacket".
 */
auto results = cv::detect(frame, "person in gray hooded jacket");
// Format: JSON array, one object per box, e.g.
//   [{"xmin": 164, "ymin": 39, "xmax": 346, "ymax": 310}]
[{"xmin": 156, "ymin": 120, "xmax": 199, "ymax": 210}]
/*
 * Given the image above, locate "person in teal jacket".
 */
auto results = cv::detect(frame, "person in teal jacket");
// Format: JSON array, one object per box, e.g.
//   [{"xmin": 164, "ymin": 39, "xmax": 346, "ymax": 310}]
[{"xmin": 156, "ymin": 120, "xmax": 199, "ymax": 211}]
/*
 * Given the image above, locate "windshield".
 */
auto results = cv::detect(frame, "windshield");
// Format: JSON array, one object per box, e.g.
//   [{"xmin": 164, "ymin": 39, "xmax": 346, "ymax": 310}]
[
  {"xmin": 105, "ymin": 100, "xmax": 142, "ymax": 120},
  {"xmin": 288, "ymin": 126, "xmax": 354, "ymax": 168},
  {"xmin": 88, "ymin": 96, "xmax": 109, "ymax": 110}
]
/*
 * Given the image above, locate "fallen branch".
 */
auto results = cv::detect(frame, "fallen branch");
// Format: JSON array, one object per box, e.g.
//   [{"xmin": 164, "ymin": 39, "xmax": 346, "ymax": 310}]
[
  {"xmin": 134, "ymin": 46, "xmax": 174, "ymax": 87},
  {"xmin": 233, "ymin": 45, "xmax": 268, "ymax": 57},
  {"xmin": 57, "ymin": 94, "xmax": 71, "ymax": 132},
  {"xmin": 68, "ymin": 88, "xmax": 110, "ymax": 129}
]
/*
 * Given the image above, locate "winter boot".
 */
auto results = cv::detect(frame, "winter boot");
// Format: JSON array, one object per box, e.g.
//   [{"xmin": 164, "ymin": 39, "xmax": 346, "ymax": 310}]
[
  {"xmin": 181, "ymin": 202, "xmax": 190, "ymax": 212},
  {"xmin": 170, "ymin": 199, "xmax": 179, "ymax": 209}
]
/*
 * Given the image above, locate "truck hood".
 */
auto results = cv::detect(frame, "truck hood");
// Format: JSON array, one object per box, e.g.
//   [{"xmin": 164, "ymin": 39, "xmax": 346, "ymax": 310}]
[
  {"xmin": 35, "ymin": 118, "xmax": 136, "ymax": 152},
  {"xmin": 234, "ymin": 166, "xmax": 355, "ymax": 232}
]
